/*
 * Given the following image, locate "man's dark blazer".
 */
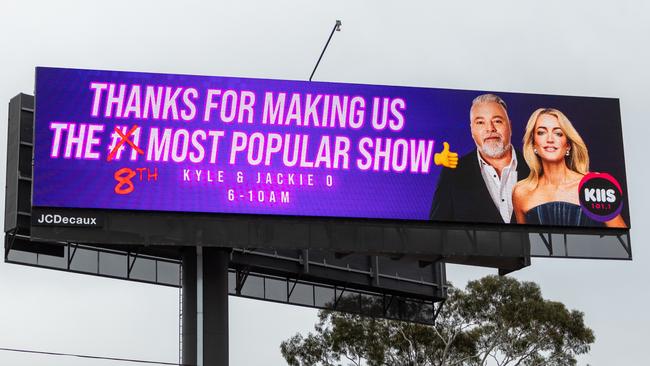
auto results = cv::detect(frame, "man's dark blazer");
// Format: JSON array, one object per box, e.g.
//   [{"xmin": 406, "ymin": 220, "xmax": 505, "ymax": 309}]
[{"xmin": 429, "ymin": 149, "xmax": 530, "ymax": 224}]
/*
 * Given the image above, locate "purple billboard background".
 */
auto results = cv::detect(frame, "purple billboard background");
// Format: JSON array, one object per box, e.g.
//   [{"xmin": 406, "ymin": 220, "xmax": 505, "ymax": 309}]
[{"xmin": 32, "ymin": 67, "xmax": 630, "ymax": 226}]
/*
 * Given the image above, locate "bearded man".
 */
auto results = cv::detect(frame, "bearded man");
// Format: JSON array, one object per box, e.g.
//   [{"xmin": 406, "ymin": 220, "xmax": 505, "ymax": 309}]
[{"xmin": 430, "ymin": 94, "xmax": 530, "ymax": 224}]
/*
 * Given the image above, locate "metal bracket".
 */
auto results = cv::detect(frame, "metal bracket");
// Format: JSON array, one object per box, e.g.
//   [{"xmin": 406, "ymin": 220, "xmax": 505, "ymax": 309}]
[
  {"xmin": 127, "ymin": 247, "xmax": 141, "ymax": 278},
  {"xmin": 333, "ymin": 286, "xmax": 347, "ymax": 309},
  {"xmin": 288, "ymin": 279, "xmax": 299, "ymax": 300},
  {"xmin": 4, "ymin": 229, "xmax": 17, "ymax": 260},
  {"xmin": 67, "ymin": 243, "xmax": 79, "ymax": 269},
  {"xmin": 433, "ymin": 298, "xmax": 446, "ymax": 323},
  {"xmin": 235, "ymin": 267, "xmax": 250, "ymax": 295},
  {"xmin": 538, "ymin": 233, "xmax": 553, "ymax": 255},
  {"xmin": 616, "ymin": 234, "xmax": 632, "ymax": 258}
]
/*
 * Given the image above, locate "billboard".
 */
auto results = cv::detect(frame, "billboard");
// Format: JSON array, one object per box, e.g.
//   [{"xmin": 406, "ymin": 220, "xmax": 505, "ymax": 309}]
[{"xmin": 33, "ymin": 67, "xmax": 630, "ymax": 230}]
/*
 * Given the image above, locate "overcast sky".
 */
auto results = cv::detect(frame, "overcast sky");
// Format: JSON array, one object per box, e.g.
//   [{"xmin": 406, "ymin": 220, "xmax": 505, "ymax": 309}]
[{"xmin": 1, "ymin": 0, "xmax": 649, "ymax": 365}]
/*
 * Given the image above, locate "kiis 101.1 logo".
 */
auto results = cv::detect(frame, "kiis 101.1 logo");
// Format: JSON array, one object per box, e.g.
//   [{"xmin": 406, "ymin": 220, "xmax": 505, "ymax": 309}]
[{"xmin": 579, "ymin": 172, "xmax": 624, "ymax": 222}]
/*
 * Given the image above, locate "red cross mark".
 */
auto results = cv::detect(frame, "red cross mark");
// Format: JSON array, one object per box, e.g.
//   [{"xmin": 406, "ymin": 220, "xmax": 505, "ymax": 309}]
[{"xmin": 107, "ymin": 125, "xmax": 144, "ymax": 162}]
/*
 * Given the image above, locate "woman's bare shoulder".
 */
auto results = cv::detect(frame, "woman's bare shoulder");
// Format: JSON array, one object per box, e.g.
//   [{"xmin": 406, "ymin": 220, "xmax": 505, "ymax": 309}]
[
  {"xmin": 568, "ymin": 171, "xmax": 585, "ymax": 184},
  {"xmin": 513, "ymin": 180, "xmax": 534, "ymax": 199}
]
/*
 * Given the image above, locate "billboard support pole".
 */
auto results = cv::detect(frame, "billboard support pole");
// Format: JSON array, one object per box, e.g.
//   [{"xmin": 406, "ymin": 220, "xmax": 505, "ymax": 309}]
[
  {"xmin": 182, "ymin": 248, "xmax": 197, "ymax": 366},
  {"xmin": 182, "ymin": 246, "xmax": 230, "ymax": 366},
  {"xmin": 197, "ymin": 246, "xmax": 204, "ymax": 366},
  {"xmin": 202, "ymin": 247, "xmax": 230, "ymax": 366}
]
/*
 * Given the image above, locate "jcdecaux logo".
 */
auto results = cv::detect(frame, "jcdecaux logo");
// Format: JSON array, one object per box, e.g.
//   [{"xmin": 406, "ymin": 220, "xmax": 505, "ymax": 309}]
[{"xmin": 32, "ymin": 211, "xmax": 102, "ymax": 227}]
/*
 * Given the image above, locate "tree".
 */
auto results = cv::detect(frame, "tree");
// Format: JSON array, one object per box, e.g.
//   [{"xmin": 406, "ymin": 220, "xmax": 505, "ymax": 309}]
[{"xmin": 280, "ymin": 275, "xmax": 594, "ymax": 366}]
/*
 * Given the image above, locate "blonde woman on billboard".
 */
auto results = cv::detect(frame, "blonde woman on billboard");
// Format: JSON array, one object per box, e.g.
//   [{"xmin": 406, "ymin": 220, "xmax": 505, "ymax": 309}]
[{"xmin": 512, "ymin": 108, "xmax": 626, "ymax": 227}]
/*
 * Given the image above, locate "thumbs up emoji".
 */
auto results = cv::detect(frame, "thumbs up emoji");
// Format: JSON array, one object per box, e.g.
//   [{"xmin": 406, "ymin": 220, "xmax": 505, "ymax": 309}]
[{"xmin": 434, "ymin": 142, "xmax": 458, "ymax": 169}]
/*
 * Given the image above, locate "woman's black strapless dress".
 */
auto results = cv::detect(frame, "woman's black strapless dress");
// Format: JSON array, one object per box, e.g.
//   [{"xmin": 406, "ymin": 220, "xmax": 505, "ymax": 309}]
[{"xmin": 524, "ymin": 201, "xmax": 603, "ymax": 227}]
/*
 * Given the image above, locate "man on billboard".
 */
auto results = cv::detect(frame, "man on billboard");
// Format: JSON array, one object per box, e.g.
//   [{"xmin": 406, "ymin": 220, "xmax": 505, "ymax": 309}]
[{"xmin": 430, "ymin": 94, "xmax": 529, "ymax": 224}]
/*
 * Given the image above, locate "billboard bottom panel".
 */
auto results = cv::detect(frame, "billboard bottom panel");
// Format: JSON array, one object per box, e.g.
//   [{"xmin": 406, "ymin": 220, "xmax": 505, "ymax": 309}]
[
  {"xmin": 4, "ymin": 237, "xmax": 447, "ymax": 323},
  {"xmin": 29, "ymin": 207, "xmax": 535, "ymax": 270}
]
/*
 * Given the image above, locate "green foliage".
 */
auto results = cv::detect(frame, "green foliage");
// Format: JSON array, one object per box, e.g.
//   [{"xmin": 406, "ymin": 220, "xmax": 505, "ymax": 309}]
[{"xmin": 280, "ymin": 275, "xmax": 594, "ymax": 366}]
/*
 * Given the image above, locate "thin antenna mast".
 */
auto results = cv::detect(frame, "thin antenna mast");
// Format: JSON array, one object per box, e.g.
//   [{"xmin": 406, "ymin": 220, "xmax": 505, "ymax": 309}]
[{"xmin": 309, "ymin": 20, "xmax": 342, "ymax": 81}]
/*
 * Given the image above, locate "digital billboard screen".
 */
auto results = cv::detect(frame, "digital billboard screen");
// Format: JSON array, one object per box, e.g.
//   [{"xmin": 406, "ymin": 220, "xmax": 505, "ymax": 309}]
[{"xmin": 33, "ymin": 67, "xmax": 630, "ymax": 229}]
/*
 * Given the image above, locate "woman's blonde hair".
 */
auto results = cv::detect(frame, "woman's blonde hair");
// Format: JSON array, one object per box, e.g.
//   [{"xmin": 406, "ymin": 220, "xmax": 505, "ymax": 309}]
[{"xmin": 521, "ymin": 108, "xmax": 589, "ymax": 188}]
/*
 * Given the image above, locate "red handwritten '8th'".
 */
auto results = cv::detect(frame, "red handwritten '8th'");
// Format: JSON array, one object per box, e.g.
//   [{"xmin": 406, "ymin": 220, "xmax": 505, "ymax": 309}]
[{"xmin": 114, "ymin": 168, "xmax": 136, "ymax": 195}]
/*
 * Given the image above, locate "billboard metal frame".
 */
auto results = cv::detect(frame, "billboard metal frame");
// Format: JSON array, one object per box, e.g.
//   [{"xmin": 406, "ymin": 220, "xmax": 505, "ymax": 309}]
[{"xmin": 5, "ymin": 89, "xmax": 632, "ymax": 366}]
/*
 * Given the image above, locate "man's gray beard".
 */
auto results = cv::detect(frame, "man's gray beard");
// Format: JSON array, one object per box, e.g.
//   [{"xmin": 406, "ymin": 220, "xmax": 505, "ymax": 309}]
[{"xmin": 480, "ymin": 141, "xmax": 511, "ymax": 159}]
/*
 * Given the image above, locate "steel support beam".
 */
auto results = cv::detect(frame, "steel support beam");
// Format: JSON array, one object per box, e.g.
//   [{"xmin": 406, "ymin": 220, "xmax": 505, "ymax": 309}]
[
  {"xmin": 182, "ymin": 246, "xmax": 230, "ymax": 365},
  {"xmin": 203, "ymin": 247, "xmax": 230, "ymax": 366},
  {"xmin": 181, "ymin": 248, "xmax": 197, "ymax": 366}
]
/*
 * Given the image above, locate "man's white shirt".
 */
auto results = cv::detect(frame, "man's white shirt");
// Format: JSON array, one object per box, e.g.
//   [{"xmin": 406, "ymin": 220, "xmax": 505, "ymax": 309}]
[{"xmin": 477, "ymin": 149, "xmax": 518, "ymax": 223}]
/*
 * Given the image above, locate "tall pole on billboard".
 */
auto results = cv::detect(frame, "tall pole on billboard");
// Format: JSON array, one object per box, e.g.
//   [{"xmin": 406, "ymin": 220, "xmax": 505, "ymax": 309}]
[
  {"xmin": 309, "ymin": 20, "xmax": 342, "ymax": 81},
  {"xmin": 196, "ymin": 246, "xmax": 204, "ymax": 366},
  {"xmin": 183, "ymin": 245, "xmax": 230, "ymax": 366},
  {"xmin": 202, "ymin": 247, "xmax": 230, "ymax": 365},
  {"xmin": 182, "ymin": 248, "xmax": 197, "ymax": 366}
]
